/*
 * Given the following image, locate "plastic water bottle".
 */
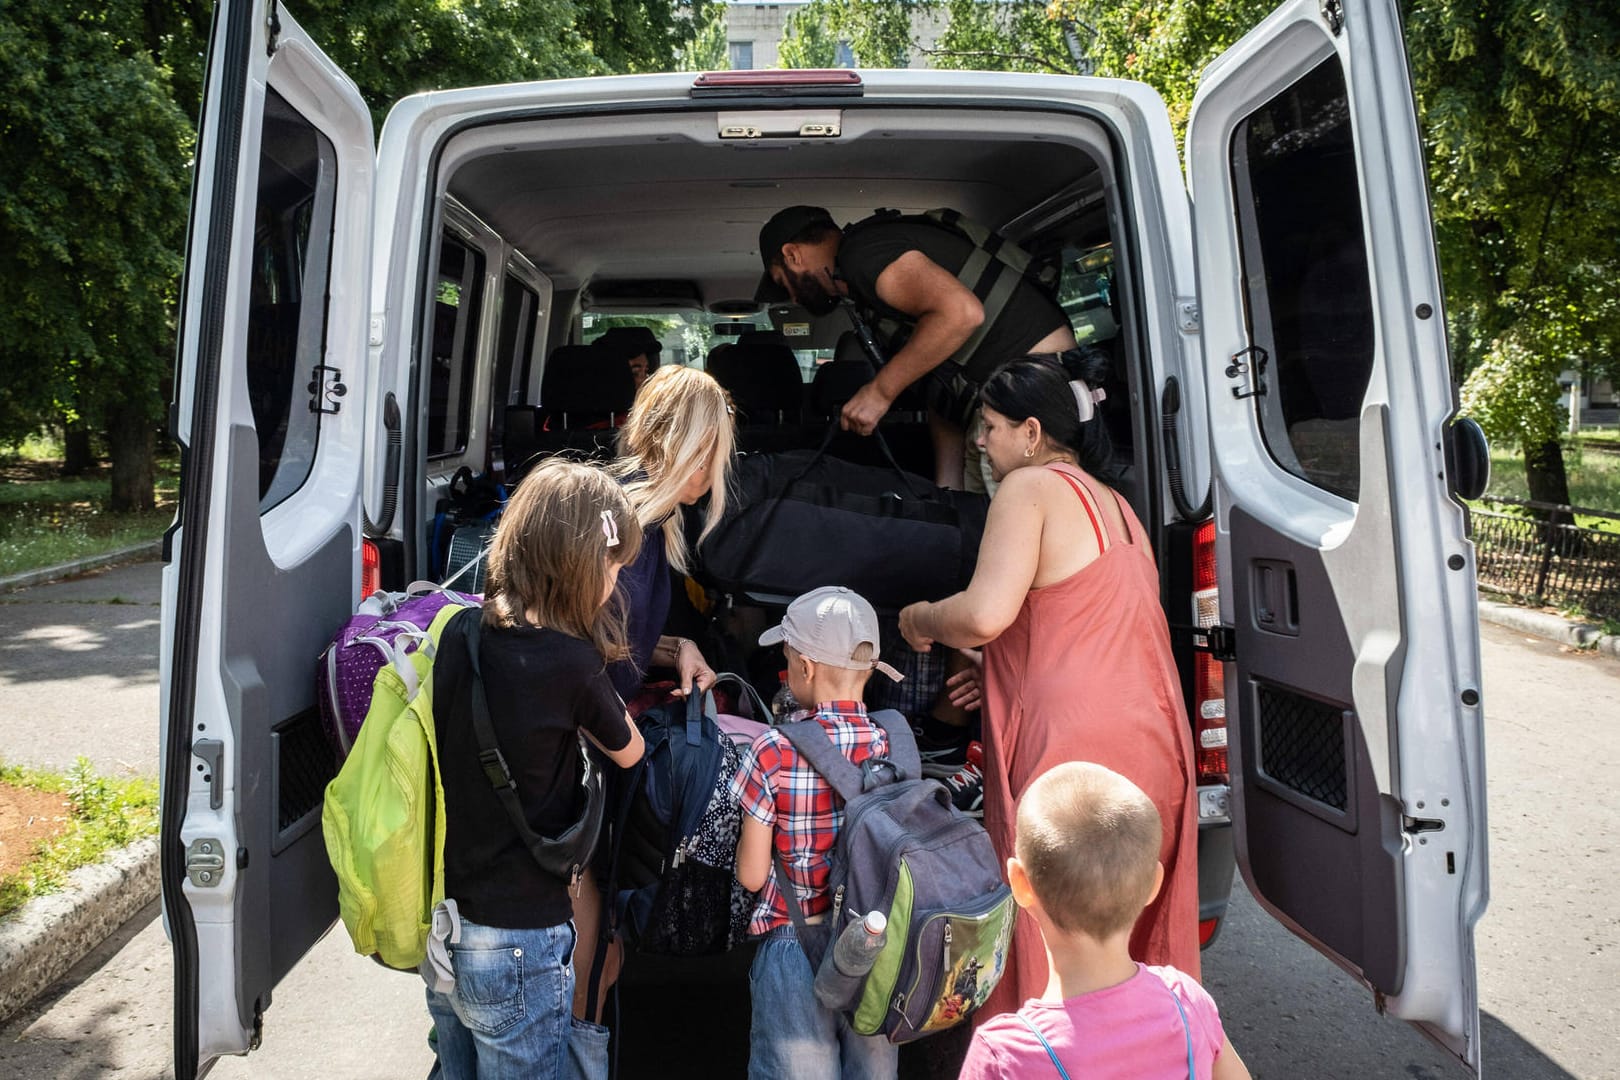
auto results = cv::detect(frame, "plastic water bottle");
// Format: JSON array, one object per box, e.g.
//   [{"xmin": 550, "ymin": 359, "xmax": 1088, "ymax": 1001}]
[
  {"xmin": 813, "ymin": 910, "xmax": 888, "ymax": 1009},
  {"xmin": 770, "ymin": 672, "xmax": 799, "ymax": 724}
]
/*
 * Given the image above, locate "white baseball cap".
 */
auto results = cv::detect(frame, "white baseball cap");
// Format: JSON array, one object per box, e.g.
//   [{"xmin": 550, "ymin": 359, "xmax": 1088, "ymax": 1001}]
[{"xmin": 758, "ymin": 586, "xmax": 904, "ymax": 682}]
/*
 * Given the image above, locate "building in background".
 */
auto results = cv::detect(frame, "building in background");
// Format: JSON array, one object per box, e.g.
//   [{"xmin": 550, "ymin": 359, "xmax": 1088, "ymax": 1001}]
[{"xmin": 723, "ymin": 1, "xmax": 946, "ymax": 70}]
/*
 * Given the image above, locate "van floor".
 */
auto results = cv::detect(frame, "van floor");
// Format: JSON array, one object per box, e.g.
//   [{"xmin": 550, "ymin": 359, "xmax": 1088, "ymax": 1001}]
[{"xmin": 614, "ymin": 947, "xmax": 971, "ymax": 1077}]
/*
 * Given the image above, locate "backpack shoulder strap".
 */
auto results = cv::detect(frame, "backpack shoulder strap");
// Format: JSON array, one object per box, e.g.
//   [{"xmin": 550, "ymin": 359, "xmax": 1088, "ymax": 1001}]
[
  {"xmin": 461, "ymin": 611, "xmax": 593, "ymax": 888},
  {"xmin": 776, "ymin": 720, "xmax": 866, "ymax": 803},
  {"xmin": 869, "ymin": 709, "xmax": 922, "ymax": 780}
]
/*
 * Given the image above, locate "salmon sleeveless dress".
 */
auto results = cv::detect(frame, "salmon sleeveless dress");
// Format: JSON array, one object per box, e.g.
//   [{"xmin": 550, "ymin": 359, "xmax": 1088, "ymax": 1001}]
[{"xmin": 979, "ymin": 464, "xmax": 1200, "ymax": 1020}]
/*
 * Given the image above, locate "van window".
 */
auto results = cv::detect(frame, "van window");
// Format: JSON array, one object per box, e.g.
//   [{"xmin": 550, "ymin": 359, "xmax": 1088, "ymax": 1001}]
[
  {"xmin": 490, "ymin": 275, "xmax": 539, "ymax": 447},
  {"xmin": 1229, "ymin": 55, "xmax": 1374, "ymax": 502},
  {"xmin": 246, "ymin": 89, "xmax": 337, "ymax": 510},
  {"xmin": 427, "ymin": 235, "xmax": 486, "ymax": 457}
]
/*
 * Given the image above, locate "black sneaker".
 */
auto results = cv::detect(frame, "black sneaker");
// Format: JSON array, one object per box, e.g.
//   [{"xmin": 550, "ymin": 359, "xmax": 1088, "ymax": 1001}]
[
  {"xmin": 913, "ymin": 724, "xmax": 971, "ymax": 779},
  {"xmin": 940, "ymin": 741, "xmax": 984, "ymax": 818}
]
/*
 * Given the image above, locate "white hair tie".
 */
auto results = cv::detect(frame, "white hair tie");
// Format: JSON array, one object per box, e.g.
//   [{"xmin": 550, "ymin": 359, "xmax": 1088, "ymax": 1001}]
[
  {"xmin": 1070, "ymin": 379, "xmax": 1106, "ymax": 423},
  {"xmin": 600, "ymin": 510, "xmax": 621, "ymax": 549}
]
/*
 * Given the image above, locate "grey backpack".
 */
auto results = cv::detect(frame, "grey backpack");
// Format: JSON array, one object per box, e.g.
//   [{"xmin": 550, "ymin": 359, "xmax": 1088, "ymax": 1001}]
[{"xmin": 775, "ymin": 713, "xmax": 1018, "ymax": 1043}]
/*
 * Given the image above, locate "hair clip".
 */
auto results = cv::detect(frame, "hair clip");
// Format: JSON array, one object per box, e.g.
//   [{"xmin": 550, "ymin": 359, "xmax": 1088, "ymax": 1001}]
[
  {"xmin": 600, "ymin": 510, "xmax": 621, "ymax": 548},
  {"xmin": 1069, "ymin": 379, "xmax": 1106, "ymax": 423}
]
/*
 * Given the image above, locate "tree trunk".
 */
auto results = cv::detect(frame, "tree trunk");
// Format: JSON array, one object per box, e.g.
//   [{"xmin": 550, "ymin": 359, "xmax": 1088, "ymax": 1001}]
[
  {"xmin": 106, "ymin": 405, "xmax": 156, "ymax": 512},
  {"xmin": 61, "ymin": 424, "xmax": 95, "ymax": 476},
  {"xmin": 1523, "ymin": 439, "xmax": 1572, "ymax": 508}
]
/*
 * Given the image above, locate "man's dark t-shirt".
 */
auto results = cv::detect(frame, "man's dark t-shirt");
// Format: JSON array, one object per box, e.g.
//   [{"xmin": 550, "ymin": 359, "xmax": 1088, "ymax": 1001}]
[
  {"xmin": 434, "ymin": 609, "xmax": 631, "ymax": 929},
  {"xmin": 836, "ymin": 218, "xmax": 1069, "ymax": 389}
]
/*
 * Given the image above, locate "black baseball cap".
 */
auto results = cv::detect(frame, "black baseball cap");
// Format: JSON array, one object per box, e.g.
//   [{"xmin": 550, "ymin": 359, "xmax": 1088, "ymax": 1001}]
[{"xmin": 755, "ymin": 205, "xmax": 837, "ymax": 303}]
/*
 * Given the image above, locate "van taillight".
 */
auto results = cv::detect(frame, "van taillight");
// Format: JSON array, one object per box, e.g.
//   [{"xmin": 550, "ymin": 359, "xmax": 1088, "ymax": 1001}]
[
  {"xmin": 361, "ymin": 540, "xmax": 381, "ymax": 600},
  {"xmin": 1192, "ymin": 521, "xmax": 1229, "ymax": 784}
]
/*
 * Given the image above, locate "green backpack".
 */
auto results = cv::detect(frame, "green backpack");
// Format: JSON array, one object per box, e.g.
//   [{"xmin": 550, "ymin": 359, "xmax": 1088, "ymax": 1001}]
[{"xmin": 321, "ymin": 600, "xmax": 471, "ymax": 969}]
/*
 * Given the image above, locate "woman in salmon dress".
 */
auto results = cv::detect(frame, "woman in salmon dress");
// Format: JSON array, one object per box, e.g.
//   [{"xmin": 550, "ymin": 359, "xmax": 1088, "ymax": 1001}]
[{"xmin": 899, "ymin": 355, "xmax": 1199, "ymax": 1021}]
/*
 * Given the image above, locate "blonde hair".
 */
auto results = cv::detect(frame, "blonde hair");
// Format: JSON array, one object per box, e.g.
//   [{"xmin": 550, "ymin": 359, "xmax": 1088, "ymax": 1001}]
[
  {"xmin": 482, "ymin": 459, "xmax": 643, "ymax": 661},
  {"xmin": 613, "ymin": 365, "xmax": 736, "ymax": 574},
  {"xmin": 1015, "ymin": 762, "xmax": 1162, "ymax": 940}
]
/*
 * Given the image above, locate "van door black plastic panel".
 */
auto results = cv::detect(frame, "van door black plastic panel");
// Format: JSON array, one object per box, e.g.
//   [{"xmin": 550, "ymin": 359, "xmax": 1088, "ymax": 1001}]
[
  {"xmin": 1228, "ymin": 506, "xmax": 1403, "ymax": 994},
  {"xmin": 219, "ymin": 423, "xmax": 350, "ymax": 1030}
]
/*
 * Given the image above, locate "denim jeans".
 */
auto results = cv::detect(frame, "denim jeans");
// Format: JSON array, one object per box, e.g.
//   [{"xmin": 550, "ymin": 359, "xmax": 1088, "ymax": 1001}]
[
  {"xmin": 425, "ymin": 917, "xmax": 607, "ymax": 1080},
  {"xmin": 748, "ymin": 925, "xmax": 899, "ymax": 1080}
]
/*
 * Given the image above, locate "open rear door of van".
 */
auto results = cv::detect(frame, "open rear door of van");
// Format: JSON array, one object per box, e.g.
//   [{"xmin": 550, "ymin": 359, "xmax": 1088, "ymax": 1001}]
[
  {"xmin": 161, "ymin": 2, "xmax": 373, "ymax": 1075},
  {"xmin": 1185, "ymin": 0, "xmax": 1486, "ymax": 1071}
]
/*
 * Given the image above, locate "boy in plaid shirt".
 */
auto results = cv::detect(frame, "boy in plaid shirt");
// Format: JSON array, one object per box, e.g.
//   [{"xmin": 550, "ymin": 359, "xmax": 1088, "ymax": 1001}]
[{"xmin": 729, "ymin": 586, "xmax": 904, "ymax": 1080}]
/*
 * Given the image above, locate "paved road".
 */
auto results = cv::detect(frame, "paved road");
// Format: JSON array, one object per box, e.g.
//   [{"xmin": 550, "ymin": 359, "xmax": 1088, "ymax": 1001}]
[{"xmin": 0, "ymin": 562, "xmax": 1614, "ymax": 1078}]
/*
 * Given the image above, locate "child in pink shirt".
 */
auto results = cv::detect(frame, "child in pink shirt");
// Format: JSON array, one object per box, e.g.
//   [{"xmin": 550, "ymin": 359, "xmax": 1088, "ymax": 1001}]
[{"xmin": 959, "ymin": 762, "xmax": 1251, "ymax": 1080}]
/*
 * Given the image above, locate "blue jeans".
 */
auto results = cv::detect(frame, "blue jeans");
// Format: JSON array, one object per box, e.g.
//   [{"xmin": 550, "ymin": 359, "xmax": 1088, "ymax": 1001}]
[
  {"xmin": 425, "ymin": 917, "xmax": 608, "ymax": 1080},
  {"xmin": 748, "ymin": 925, "xmax": 898, "ymax": 1080}
]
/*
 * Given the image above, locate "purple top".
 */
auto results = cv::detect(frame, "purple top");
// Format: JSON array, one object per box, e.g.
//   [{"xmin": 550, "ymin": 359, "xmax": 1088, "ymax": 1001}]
[{"xmin": 610, "ymin": 515, "xmax": 670, "ymax": 699}]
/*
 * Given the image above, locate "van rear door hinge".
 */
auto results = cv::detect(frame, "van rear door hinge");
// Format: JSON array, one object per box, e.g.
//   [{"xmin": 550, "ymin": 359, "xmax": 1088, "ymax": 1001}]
[{"xmin": 1226, "ymin": 345, "xmax": 1268, "ymax": 401}]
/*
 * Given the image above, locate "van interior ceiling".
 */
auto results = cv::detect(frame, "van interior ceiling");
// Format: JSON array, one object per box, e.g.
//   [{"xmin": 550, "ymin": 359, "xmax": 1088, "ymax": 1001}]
[{"xmin": 440, "ymin": 108, "xmax": 1115, "ymax": 313}]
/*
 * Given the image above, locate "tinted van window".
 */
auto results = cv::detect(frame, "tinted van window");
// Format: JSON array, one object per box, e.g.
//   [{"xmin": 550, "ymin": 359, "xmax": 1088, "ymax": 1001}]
[
  {"xmin": 490, "ymin": 275, "xmax": 539, "ymax": 447},
  {"xmin": 246, "ymin": 89, "xmax": 337, "ymax": 510},
  {"xmin": 427, "ymin": 235, "xmax": 486, "ymax": 457},
  {"xmin": 1230, "ymin": 55, "xmax": 1373, "ymax": 502}
]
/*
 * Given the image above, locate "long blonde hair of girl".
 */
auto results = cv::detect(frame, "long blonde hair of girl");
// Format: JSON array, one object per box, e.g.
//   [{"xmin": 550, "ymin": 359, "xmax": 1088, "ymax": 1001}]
[
  {"xmin": 482, "ymin": 458, "xmax": 643, "ymax": 661},
  {"xmin": 613, "ymin": 365, "xmax": 735, "ymax": 575}
]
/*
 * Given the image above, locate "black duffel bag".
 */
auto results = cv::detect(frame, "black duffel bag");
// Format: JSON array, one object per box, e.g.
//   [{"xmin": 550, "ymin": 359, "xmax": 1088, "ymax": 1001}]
[{"xmin": 692, "ymin": 426, "xmax": 990, "ymax": 610}]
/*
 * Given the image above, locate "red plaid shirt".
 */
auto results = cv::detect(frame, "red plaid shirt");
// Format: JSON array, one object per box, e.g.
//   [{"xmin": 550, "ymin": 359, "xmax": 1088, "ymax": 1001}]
[{"xmin": 729, "ymin": 701, "xmax": 890, "ymax": 936}]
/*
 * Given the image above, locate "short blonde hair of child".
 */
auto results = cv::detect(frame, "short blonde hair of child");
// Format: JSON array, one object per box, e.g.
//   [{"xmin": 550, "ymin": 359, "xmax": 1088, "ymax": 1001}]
[
  {"xmin": 613, "ymin": 365, "xmax": 735, "ymax": 575},
  {"xmin": 482, "ymin": 458, "xmax": 642, "ymax": 661},
  {"xmin": 1015, "ymin": 762, "xmax": 1162, "ymax": 940}
]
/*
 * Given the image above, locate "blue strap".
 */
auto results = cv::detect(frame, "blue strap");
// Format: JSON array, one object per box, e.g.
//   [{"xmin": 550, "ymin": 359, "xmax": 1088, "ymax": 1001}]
[
  {"xmin": 1167, "ymin": 981, "xmax": 1197, "ymax": 1078},
  {"xmin": 1017, "ymin": 1014, "xmax": 1073, "ymax": 1080}
]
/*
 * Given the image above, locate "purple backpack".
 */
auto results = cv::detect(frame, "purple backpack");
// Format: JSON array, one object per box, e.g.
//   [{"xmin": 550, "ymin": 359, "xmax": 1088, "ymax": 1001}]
[{"xmin": 316, "ymin": 585, "xmax": 481, "ymax": 757}]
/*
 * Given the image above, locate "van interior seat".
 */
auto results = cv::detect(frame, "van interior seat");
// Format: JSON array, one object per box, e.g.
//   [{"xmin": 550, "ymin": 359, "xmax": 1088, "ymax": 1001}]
[
  {"xmin": 707, "ymin": 342, "xmax": 804, "ymax": 425},
  {"xmin": 810, "ymin": 338, "xmax": 933, "ymax": 475},
  {"xmin": 541, "ymin": 343, "xmax": 635, "ymax": 427}
]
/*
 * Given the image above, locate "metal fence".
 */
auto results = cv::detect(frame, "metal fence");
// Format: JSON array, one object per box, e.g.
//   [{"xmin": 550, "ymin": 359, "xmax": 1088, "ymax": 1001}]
[{"xmin": 1472, "ymin": 497, "xmax": 1620, "ymax": 622}]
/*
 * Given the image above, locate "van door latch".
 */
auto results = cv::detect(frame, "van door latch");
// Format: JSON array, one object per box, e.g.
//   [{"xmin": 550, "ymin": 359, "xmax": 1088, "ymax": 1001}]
[
  {"xmin": 308, "ymin": 364, "xmax": 347, "ymax": 414},
  {"xmin": 186, "ymin": 838, "xmax": 227, "ymax": 887},
  {"xmin": 1320, "ymin": 0, "xmax": 1345, "ymax": 36},
  {"xmin": 1196, "ymin": 625, "xmax": 1238, "ymax": 663},
  {"xmin": 1225, "ymin": 346, "xmax": 1268, "ymax": 401}
]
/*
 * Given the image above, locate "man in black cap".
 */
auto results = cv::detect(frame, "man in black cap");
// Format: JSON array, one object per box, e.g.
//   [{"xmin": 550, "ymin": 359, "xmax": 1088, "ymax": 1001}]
[
  {"xmin": 594, "ymin": 325, "xmax": 661, "ymax": 390},
  {"xmin": 757, "ymin": 205, "xmax": 1076, "ymax": 489}
]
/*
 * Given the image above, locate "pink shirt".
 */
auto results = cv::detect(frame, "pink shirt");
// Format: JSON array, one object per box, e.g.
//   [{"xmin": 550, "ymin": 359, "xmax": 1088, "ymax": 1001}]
[{"xmin": 960, "ymin": 965, "xmax": 1226, "ymax": 1080}]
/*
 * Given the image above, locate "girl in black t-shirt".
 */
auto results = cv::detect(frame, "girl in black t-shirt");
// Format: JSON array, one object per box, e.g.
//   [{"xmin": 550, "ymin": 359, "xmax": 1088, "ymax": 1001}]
[{"xmin": 427, "ymin": 459, "xmax": 646, "ymax": 1080}]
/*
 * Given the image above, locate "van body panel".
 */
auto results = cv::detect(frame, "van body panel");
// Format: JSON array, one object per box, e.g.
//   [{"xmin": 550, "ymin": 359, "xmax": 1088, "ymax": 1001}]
[
  {"xmin": 1187, "ymin": 0, "xmax": 1484, "ymax": 1069},
  {"xmin": 160, "ymin": 2, "xmax": 374, "ymax": 1075}
]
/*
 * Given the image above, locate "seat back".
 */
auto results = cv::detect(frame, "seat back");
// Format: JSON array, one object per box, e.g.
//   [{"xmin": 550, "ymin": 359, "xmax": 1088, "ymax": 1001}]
[
  {"xmin": 708, "ymin": 343, "xmax": 804, "ymax": 425},
  {"xmin": 541, "ymin": 343, "xmax": 635, "ymax": 427}
]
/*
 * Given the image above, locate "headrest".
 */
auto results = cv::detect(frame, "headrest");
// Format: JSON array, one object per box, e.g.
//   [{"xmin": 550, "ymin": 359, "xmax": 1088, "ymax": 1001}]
[
  {"xmin": 708, "ymin": 343, "xmax": 803, "ymax": 421},
  {"xmin": 810, "ymin": 355, "xmax": 876, "ymax": 416},
  {"xmin": 542, "ymin": 343, "xmax": 636, "ymax": 418}
]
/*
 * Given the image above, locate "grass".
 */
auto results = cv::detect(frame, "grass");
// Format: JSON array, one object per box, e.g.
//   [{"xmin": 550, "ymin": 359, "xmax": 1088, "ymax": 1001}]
[
  {"xmin": 1484, "ymin": 443, "xmax": 1620, "ymax": 520},
  {"xmin": 0, "ymin": 758, "xmax": 159, "ymax": 920},
  {"xmin": 0, "ymin": 457, "xmax": 178, "ymax": 579}
]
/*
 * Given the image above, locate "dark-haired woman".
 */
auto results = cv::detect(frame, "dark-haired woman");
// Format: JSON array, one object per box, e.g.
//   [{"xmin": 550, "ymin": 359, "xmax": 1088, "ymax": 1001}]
[{"xmin": 898, "ymin": 355, "xmax": 1198, "ymax": 1018}]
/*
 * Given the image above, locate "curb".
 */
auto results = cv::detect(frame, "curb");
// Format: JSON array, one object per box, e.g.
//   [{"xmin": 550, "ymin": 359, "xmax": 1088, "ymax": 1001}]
[
  {"xmin": 1478, "ymin": 598, "xmax": 1620, "ymax": 661},
  {"xmin": 0, "ymin": 541, "xmax": 162, "ymax": 594},
  {"xmin": 0, "ymin": 837, "xmax": 159, "ymax": 1025}
]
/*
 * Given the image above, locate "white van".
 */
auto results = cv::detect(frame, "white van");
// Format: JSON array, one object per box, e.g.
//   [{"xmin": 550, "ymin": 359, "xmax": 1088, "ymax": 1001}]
[{"xmin": 158, "ymin": 0, "xmax": 1491, "ymax": 1075}]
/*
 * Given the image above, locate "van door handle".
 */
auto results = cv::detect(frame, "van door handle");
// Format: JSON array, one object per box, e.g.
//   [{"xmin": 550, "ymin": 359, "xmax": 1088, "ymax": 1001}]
[{"xmin": 194, "ymin": 738, "xmax": 224, "ymax": 810}]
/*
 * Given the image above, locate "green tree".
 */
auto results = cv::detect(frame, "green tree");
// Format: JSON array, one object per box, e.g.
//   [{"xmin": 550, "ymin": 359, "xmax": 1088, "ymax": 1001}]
[
  {"xmin": 677, "ymin": 0, "xmax": 730, "ymax": 71},
  {"xmin": 779, "ymin": 1, "xmax": 841, "ymax": 70},
  {"xmin": 1409, "ymin": 0, "xmax": 1620, "ymax": 505},
  {"xmin": 0, "ymin": 2, "xmax": 193, "ymax": 509},
  {"xmin": 922, "ymin": 0, "xmax": 1073, "ymax": 74}
]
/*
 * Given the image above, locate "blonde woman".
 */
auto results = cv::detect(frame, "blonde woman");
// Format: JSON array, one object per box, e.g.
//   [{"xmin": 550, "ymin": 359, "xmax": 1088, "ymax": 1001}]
[
  {"xmin": 606, "ymin": 364, "xmax": 737, "ymax": 702},
  {"xmin": 574, "ymin": 363, "xmax": 737, "ymax": 1025}
]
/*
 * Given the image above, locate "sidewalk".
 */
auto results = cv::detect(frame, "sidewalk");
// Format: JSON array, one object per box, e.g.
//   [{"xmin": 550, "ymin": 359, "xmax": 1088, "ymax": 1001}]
[{"xmin": 1477, "ymin": 598, "xmax": 1620, "ymax": 661}]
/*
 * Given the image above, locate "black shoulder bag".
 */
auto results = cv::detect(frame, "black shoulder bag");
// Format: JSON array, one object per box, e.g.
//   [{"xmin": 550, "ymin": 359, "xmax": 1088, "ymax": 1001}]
[{"xmin": 461, "ymin": 611, "xmax": 606, "ymax": 891}]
